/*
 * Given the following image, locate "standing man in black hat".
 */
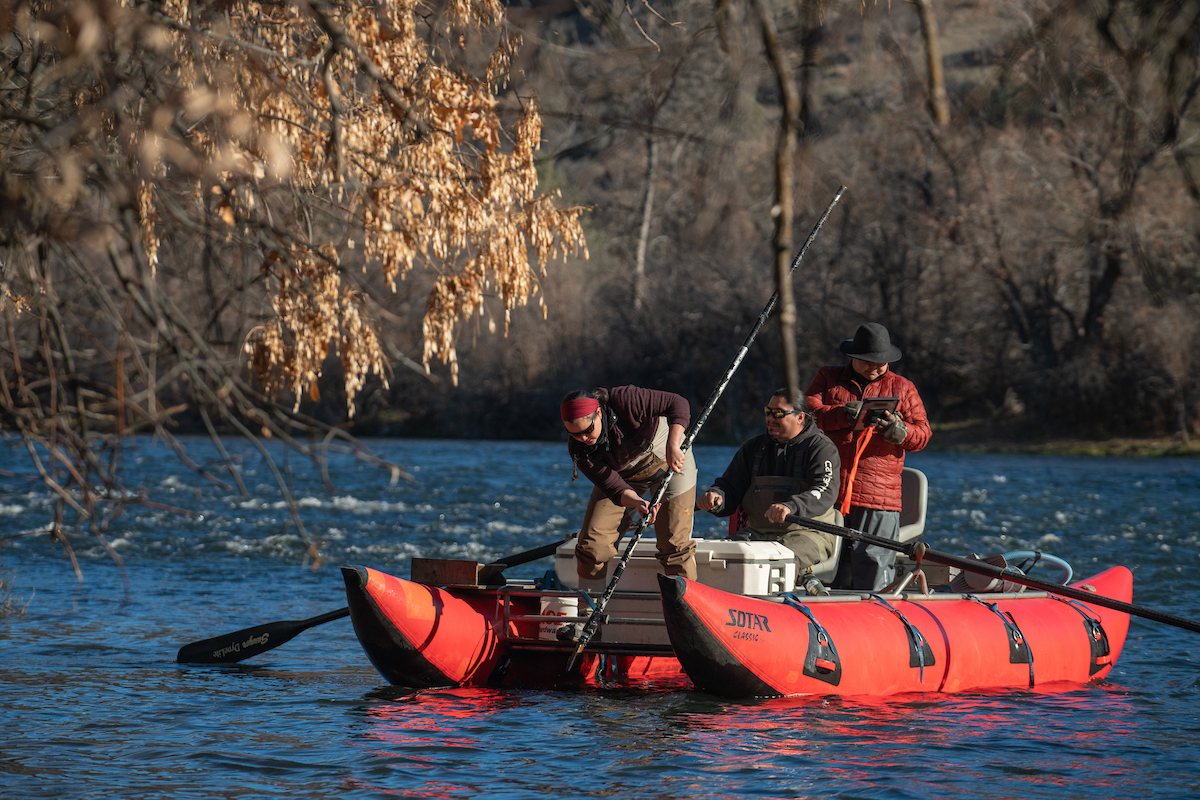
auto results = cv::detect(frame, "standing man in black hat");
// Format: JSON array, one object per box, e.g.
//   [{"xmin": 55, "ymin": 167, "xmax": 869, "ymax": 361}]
[{"xmin": 805, "ymin": 322, "xmax": 931, "ymax": 591}]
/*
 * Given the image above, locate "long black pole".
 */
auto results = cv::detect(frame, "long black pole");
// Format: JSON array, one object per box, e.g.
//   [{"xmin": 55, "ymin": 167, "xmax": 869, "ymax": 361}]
[
  {"xmin": 567, "ymin": 186, "xmax": 848, "ymax": 668},
  {"xmin": 788, "ymin": 513, "xmax": 1200, "ymax": 635}
]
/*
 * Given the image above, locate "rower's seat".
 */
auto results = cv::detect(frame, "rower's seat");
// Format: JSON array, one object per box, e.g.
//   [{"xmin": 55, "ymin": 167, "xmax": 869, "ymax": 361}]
[
  {"xmin": 807, "ymin": 467, "xmax": 927, "ymax": 584},
  {"xmin": 898, "ymin": 467, "xmax": 927, "ymax": 544}
]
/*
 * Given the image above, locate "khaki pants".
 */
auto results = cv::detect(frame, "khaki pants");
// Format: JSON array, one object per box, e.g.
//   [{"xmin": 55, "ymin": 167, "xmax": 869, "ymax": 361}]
[{"xmin": 575, "ymin": 421, "xmax": 697, "ymax": 581}]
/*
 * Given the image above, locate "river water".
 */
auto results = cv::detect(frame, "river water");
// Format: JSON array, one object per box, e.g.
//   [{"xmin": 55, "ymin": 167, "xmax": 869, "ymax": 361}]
[{"xmin": 2, "ymin": 437, "xmax": 1199, "ymax": 799}]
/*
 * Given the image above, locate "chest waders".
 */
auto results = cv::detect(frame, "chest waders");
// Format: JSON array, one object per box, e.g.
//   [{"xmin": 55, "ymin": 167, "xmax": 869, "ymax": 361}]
[
  {"xmin": 733, "ymin": 446, "xmax": 837, "ymax": 569},
  {"xmin": 575, "ymin": 418, "xmax": 697, "ymax": 584},
  {"xmin": 743, "ymin": 473, "xmax": 807, "ymax": 536}
]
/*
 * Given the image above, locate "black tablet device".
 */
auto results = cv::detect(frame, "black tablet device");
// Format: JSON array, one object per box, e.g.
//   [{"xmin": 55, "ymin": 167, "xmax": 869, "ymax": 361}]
[{"xmin": 853, "ymin": 397, "xmax": 899, "ymax": 431}]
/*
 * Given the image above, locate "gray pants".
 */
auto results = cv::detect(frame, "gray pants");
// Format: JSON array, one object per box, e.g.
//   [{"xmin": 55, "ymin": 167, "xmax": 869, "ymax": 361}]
[{"xmin": 845, "ymin": 506, "xmax": 901, "ymax": 591}]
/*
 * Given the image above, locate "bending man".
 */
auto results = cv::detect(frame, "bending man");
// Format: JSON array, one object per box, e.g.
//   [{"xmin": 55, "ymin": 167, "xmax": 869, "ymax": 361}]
[
  {"xmin": 562, "ymin": 386, "xmax": 698, "ymax": 588},
  {"xmin": 697, "ymin": 389, "xmax": 840, "ymax": 575}
]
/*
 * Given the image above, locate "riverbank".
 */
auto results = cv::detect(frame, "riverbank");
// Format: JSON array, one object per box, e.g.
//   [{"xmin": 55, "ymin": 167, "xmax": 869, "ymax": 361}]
[{"xmin": 927, "ymin": 419, "xmax": 1200, "ymax": 457}]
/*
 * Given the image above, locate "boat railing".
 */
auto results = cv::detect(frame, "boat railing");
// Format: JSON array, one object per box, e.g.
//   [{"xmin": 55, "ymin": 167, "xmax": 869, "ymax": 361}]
[{"xmin": 495, "ymin": 585, "xmax": 673, "ymax": 652}]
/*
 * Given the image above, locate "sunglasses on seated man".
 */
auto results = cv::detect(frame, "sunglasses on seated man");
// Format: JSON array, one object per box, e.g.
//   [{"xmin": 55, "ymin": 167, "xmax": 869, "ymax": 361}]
[{"xmin": 763, "ymin": 407, "xmax": 802, "ymax": 419}]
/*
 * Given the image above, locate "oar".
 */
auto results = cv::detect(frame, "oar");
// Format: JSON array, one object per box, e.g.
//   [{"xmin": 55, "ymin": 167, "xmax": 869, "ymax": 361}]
[
  {"xmin": 176, "ymin": 536, "xmax": 576, "ymax": 663},
  {"xmin": 567, "ymin": 186, "xmax": 848, "ymax": 669},
  {"xmin": 787, "ymin": 513, "xmax": 1200, "ymax": 635},
  {"xmin": 476, "ymin": 537, "xmax": 569, "ymax": 584},
  {"xmin": 176, "ymin": 607, "xmax": 351, "ymax": 663}
]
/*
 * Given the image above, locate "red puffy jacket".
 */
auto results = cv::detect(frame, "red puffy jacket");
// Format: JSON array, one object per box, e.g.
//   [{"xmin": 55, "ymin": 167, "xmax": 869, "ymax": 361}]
[{"xmin": 805, "ymin": 364, "xmax": 931, "ymax": 511}]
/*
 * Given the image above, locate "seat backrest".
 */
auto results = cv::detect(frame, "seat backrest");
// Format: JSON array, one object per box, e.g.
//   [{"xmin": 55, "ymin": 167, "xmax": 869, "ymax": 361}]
[
  {"xmin": 898, "ymin": 467, "xmax": 927, "ymax": 544},
  {"xmin": 806, "ymin": 509, "xmax": 843, "ymax": 584}
]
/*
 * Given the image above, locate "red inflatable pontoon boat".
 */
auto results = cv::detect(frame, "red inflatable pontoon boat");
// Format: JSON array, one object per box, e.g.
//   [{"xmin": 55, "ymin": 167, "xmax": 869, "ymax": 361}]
[
  {"xmin": 656, "ymin": 566, "xmax": 1131, "ymax": 698},
  {"xmin": 341, "ymin": 469, "xmax": 1132, "ymax": 697},
  {"xmin": 341, "ymin": 552, "xmax": 1132, "ymax": 697}
]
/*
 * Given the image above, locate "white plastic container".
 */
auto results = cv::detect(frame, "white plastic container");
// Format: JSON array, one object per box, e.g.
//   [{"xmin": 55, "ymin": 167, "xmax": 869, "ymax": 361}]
[
  {"xmin": 537, "ymin": 594, "xmax": 579, "ymax": 641},
  {"xmin": 554, "ymin": 537, "xmax": 796, "ymax": 596}
]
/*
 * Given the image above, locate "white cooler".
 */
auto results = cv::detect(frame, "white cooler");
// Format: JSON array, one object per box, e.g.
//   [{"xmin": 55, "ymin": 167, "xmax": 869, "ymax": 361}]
[{"xmin": 553, "ymin": 536, "xmax": 796, "ymax": 596}]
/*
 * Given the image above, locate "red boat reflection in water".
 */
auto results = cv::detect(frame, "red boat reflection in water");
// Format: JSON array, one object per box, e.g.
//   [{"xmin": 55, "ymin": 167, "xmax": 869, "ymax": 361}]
[
  {"xmin": 344, "ymin": 681, "xmax": 1145, "ymax": 799},
  {"xmin": 665, "ymin": 684, "xmax": 1143, "ymax": 793}
]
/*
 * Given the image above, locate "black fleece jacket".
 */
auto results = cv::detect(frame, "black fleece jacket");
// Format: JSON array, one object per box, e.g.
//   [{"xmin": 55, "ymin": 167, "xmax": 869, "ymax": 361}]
[{"xmin": 707, "ymin": 415, "xmax": 841, "ymax": 519}]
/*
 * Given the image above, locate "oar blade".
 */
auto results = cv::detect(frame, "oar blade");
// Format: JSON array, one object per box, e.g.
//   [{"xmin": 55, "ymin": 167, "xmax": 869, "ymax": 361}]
[
  {"xmin": 176, "ymin": 619, "xmax": 309, "ymax": 663},
  {"xmin": 176, "ymin": 608, "xmax": 350, "ymax": 663}
]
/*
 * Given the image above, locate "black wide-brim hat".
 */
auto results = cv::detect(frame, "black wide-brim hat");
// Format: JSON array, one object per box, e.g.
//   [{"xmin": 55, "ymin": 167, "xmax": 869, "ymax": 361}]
[{"xmin": 839, "ymin": 322, "xmax": 902, "ymax": 363}]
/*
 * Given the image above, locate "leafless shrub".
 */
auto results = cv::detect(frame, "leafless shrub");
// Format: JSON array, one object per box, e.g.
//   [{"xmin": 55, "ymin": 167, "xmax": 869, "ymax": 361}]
[{"xmin": 0, "ymin": 562, "xmax": 30, "ymax": 617}]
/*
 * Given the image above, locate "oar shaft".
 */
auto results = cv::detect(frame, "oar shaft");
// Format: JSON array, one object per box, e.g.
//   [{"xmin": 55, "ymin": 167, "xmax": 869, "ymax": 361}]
[
  {"xmin": 303, "ymin": 607, "xmax": 352, "ymax": 627},
  {"xmin": 486, "ymin": 539, "xmax": 565, "ymax": 568},
  {"xmin": 568, "ymin": 187, "xmax": 847, "ymax": 667},
  {"xmin": 788, "ymin": 513, "xmax": 1200, "ymax": 635},
  {"xmin": 477, "ymin": 537, "xmax": 575, "ymax": 583}
]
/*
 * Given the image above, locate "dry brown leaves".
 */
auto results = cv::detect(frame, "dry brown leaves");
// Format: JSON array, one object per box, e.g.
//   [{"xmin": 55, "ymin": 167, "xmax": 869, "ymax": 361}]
[{"xmin": 3, "ymin": 0, "xmax": 587, "ymax": 415}]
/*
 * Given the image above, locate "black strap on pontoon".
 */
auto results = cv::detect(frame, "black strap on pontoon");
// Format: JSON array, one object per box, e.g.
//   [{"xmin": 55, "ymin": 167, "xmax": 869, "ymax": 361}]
[
  {"xmin": 868, "ymin": 594, "xmax": 936, "ymax": 681},
  {"xmin": 783, "ymin": 594, "xmax": 843, "ymax": 685},
  {"xmin": 1050, "ymin": 596, "xmax": 1112, "ymax": 676},
  {"xmin": 965, "ymin": 594, "xmax": 1035, "ymax": 688},
  {"xmin": 595, "ymin": 653, "xmax": 617, "ymax": 682}
]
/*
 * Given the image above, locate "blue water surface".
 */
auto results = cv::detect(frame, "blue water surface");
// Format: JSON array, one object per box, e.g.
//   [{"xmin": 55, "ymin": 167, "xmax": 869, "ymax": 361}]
[{"xmin": 2, "ymin": 437, "xmax": 1200, "ymax": 799}]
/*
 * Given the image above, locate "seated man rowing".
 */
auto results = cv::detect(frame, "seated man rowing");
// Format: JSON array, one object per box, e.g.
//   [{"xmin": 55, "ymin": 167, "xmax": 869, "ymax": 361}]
[{"xmin": 696, "ymin": 389, "xmax": 841, "ymax": 579}]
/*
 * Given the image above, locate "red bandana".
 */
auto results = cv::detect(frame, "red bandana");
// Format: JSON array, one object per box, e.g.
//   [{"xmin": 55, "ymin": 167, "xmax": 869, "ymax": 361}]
[{"xmin": 560, "ymin": 398, "xmax": 600, "ymax": 421}]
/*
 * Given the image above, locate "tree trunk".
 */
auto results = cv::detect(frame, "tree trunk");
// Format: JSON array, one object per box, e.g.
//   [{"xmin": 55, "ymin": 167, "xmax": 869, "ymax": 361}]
[
  {"xmin": 634, "ymin": 136, "xmax": 659, "ymax": 311},
  {"xmin": 914, "ymin": 0, "xmax": 950, "ymax": 127},
  {"xmin": 753, "ymin": 0, "xmax": 802, "ymax": 400}
]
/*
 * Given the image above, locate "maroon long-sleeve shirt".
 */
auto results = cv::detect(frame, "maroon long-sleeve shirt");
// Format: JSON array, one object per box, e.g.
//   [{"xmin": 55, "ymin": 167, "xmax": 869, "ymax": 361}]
[{"xmin": 567, "ymin": 385, "xmax": 690, "ymax": 503}]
